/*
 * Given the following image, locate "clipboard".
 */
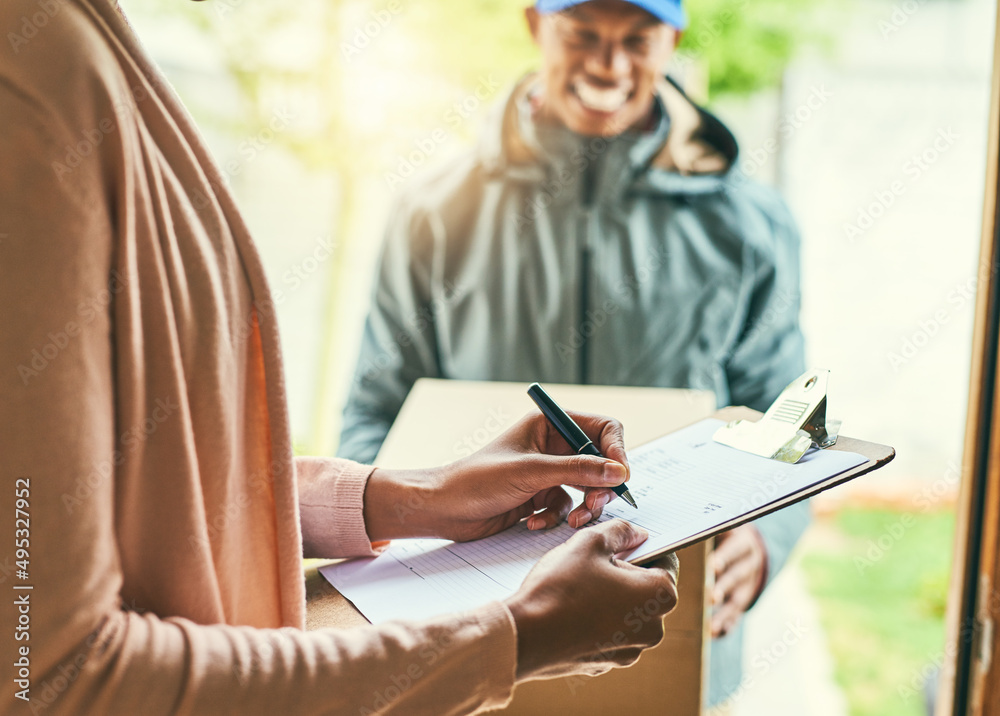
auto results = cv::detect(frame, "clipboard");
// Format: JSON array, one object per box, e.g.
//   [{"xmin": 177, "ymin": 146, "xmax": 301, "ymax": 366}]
[
  {"xmin": 309, "ymin": 380, "xmax": 719, "ymax": 716},
  {"xmin": 312, "ymin": 380, "xmax": 889, "ymax": 716},
  {"xmin": 629, "ymin": 403, "xmax": 895, "ymax": 566}
]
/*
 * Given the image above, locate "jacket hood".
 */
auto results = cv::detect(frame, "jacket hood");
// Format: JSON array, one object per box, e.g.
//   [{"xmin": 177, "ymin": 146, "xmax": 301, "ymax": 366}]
[{"xmin": 479, "ymin": 73, "xmax": 739, "ymax": 179}]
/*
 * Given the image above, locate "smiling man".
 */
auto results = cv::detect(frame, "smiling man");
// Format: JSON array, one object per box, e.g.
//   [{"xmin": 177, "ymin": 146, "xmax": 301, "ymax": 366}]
[
  {"xmin": 339, "ymin": 0, "xmax": 810, "ymax": 710},
  {"xmin": 529, "ymin": 0, "xmax": 684, "ymax": 135}
]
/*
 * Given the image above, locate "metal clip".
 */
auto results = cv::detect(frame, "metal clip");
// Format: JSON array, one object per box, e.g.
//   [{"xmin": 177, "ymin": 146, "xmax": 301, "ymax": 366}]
[{"xmin": 713, "ymin": 369, "xmax": 840, "ymax": 464}]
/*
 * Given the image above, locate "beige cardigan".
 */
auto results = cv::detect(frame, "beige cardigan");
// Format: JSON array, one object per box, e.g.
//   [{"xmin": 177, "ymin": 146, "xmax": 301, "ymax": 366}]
[{"xmin": 0, "ymin": 0, "xmax": 516, "ymax": 712}]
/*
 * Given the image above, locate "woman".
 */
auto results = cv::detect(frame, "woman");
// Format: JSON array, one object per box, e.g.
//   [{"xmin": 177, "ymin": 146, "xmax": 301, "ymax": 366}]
[{"xmin": 0, "ymin": 0, "xmax": 678, "ymax": 713}]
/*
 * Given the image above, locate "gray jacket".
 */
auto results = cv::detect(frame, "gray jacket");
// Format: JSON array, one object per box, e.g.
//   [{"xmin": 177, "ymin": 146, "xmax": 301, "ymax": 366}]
[{"xmin": 338, "ymin": 75, "xmax": 810, "ymax": 706}]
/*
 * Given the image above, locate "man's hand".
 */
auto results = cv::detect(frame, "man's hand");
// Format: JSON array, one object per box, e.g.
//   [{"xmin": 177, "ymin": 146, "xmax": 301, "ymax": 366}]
[
  {"xmin": 363, "ymin": 411, "xmax": 628, "ymax": 542},
  {"xmin": 504, "ymin": 519, "xmax": 678, "ymax": 680},
  {"xmin": 708, "ymin": 525, "xmax": 768, "ymax": 637}
]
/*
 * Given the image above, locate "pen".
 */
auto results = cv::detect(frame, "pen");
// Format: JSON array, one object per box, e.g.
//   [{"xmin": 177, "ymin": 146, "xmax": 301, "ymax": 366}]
[{"xmin": 527, "ymin": 382, "xmax": 638, "ymax": 509}]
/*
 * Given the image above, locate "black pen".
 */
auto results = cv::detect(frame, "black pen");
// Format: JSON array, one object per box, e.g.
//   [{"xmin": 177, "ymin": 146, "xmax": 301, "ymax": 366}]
[{"xmin": 527, "ymin": 382, "xmax": 638, "ymax": 509}]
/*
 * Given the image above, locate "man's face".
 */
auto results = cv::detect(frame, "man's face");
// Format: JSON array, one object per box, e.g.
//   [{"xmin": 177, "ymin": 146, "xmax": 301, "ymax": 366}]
[{"xmin": 527, "ymin": 1, "xmax": 679, "ymax": 137}]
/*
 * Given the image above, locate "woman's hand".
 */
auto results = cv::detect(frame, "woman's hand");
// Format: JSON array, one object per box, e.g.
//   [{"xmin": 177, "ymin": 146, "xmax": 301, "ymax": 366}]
[
  {"xmin": 363, "ymin": 411, "xmax": 629, "ymax": 542},
  {"xmin": 504, "ymin": 519, "xmax": 679, "ymax": 680}
]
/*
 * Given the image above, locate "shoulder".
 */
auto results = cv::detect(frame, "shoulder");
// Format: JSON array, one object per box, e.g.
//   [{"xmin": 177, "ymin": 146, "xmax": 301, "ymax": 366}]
[{"xmin": 1, "ymin": 0, "xmax": 131, "ymax": 149}]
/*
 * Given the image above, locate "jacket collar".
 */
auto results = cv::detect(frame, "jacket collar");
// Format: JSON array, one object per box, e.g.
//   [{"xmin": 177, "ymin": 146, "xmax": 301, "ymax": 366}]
[{"xmin": 480, "ymin": 73, "xmax": 739, "ymax": 178}]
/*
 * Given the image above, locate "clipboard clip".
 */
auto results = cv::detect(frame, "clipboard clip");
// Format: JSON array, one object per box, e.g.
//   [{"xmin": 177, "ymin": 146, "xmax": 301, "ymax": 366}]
[{"xmin": 713, "ymin": 369, "xmax": 841, "ymax": 464}]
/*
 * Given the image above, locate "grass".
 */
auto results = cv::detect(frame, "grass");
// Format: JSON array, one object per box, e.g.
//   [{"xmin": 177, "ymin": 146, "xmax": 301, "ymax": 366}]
[{"xmin": 800, "ymin": 507, "xmax": 954, "ymax": 716}]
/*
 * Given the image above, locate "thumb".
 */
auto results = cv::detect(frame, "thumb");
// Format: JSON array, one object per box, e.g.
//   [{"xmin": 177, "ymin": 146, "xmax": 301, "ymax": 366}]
[
  {"xmin": 590, "ymin": 519, "xmax": 649, "ymax": 557},
  {"xmin": 526, "ymin": 452, "xmax": 628, "ymax": 491}
]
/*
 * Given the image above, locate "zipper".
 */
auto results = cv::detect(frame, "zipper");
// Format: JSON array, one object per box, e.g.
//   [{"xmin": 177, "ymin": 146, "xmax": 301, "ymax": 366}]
[
  {"xmin": 578, "ymin": 153, "xmax": 599, "ymax": 384},
  {"xmin": 578, "ymin": 244, "xmax": 590, "ymax": 383}
]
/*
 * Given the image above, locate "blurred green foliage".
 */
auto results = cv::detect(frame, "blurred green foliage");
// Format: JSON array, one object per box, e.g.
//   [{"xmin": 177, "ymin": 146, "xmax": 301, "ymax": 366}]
[
  {"xmin": 147, "ymin": 0, "xmax": 830, "ymax": 131},
  {"xmin": 397, "ymin": 0, "xmax": 830, "ymax": 101},
  {"xmin": 398, "ymin": 1, "xmax": 536, "ymax": 87},
  {"xmin": 802, "ymin": 508, "xmax": 954, "ymax": 716},
  {"xmin": 679, "ymin": 0, "xmax": 828, "ymax": 97}
]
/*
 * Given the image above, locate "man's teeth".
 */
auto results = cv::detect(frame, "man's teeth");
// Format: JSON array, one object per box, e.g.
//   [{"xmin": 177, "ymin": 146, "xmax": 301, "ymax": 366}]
[{"xmin": 574, "ymin": 82, "xmax": 629, "ymax": 112}]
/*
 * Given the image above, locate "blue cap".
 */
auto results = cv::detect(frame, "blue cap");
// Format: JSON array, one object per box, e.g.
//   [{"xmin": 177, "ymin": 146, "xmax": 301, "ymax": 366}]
[{"xmin": 535, "ymin": 0, "xmax": 687, "ymax": 30}]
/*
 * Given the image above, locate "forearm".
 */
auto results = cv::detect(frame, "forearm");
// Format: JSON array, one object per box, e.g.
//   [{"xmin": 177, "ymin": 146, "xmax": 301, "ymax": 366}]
[
  {"xmin": 12, "ymin": 601, "xmax": 517, "ymax": 716},
  {"xmin": 363, "ymin": 467, "xmax": 441, "ymax": 542}
]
